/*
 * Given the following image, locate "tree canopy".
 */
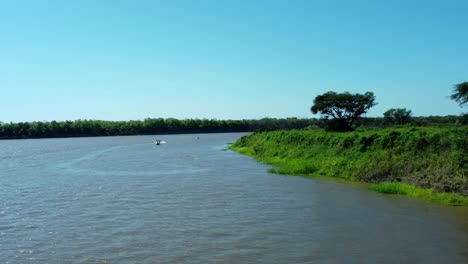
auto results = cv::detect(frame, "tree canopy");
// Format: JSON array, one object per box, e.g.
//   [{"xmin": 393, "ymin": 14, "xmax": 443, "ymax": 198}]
[
  {"xmin": 450, "ymin": 82, "xmax": 468, "ymax": 107},
  {"xmin": 384, "ymin": 108, "xmax": 412, "ymax": 125},
  {"xmin": 311, "ymin": 91, "xmax": 377, "ymax": 131}
]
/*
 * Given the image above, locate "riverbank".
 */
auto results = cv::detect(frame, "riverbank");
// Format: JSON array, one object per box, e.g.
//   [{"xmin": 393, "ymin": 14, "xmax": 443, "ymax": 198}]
[{"xmin": 230, "ymin": 126, "xmax": 468, "ymax": 206}]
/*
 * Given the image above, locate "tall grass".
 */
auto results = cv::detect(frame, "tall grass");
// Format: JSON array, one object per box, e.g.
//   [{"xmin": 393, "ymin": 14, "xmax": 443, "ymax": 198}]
[
  {"xmin": 231, "ymin": 126, "xmax": 468, "ymax": 206},
  {"xmin": 369, "ymin": 182, "xmax": 468, "ymax": 206}
]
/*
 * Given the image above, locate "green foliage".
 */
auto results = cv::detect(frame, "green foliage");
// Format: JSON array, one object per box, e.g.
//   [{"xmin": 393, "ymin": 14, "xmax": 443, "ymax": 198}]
[
  {"xmin": 450, "ymin": 81, "xmax": 468, "ymax": 107},
  {"xmin": 354, "ymin": 115, "xmax": 463, "ymax": 127},
  {"xmin": 369, "ymin": 182, "xmax": 468, "ymax": 206},
  {"xmin": 0, "ymin": 118, "xmax": 314, "ymax": 139},
  {"xmin": 383, "ymin": 108, "xmax": 412, "ymax": 125},
  {"xmin": 231, "ymin": 127, "xmax": 468, "ymax": 204},
  {"xmin": 1, "ymin": 116, "xmax": 463, "ymax": 139},
  {"xmin": 311, "ymin": 91, "xmax": 377, "ymax": 131}
]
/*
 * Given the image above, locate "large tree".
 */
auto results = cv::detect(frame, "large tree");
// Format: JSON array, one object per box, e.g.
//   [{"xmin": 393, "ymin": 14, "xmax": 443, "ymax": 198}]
[
  {"xmin": 311, "ymin": 91, "xmax": 377, "ymax": 131},
  {"xmin": 450, "ymin": 82, "xmax": 468, "ymax": 107}
]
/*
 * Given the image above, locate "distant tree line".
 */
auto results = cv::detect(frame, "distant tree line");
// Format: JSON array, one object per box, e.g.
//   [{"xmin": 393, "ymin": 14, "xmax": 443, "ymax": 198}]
[
  {"xmin": 1, "ymin": 115, "xmax": 464, "ymax": 140},
  {"xmin": 2, "ymin": 82, "xmax": 466, "ymax": 139},
  {"xmin": 0, "ymin": 118, "xmax": 313, "ymax": 139},
  {"xmin": 354, "ymin": 115, "xmax": 466, "ymax": 127}
]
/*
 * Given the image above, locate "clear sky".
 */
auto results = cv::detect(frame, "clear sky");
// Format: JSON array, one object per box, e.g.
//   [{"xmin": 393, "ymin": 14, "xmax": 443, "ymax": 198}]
[{"xmin": 1, "ymin": 0, "xmax": 467, "ymax": 122}]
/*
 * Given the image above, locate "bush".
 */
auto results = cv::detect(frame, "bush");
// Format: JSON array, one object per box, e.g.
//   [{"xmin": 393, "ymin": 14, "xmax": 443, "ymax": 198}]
[{"xmin": 231, "ymin": 126, "xmax": 468, "ymax": 198}]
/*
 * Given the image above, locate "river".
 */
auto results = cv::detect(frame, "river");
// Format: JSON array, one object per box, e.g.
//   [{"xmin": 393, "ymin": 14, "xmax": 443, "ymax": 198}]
[{"xmin": 0, "ymin": 133, "xmax": 467, "ymax": 263}]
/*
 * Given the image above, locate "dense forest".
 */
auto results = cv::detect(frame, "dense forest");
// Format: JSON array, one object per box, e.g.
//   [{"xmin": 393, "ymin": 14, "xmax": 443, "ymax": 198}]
[
  {"xmin": 0, "ymin": 118, "xmax": 313, "ymax": 139},
  {"xmin": 0, "ymin": 115, "xmax": 464, "ymax": 140}
]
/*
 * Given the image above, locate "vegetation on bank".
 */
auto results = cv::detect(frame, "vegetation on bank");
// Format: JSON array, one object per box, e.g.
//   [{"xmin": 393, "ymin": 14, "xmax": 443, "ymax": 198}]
[
  {"xmin": 0, "ymin": 118, "xmax": 311, "ymax": 139},
  {"xmin": 1, "ymin": 115, "xmax": 465, "ymax": 140},
  {"xmin": 369, "ymin": 182, "xmax": 467, "ymax": 206},
  {"xmin": 230, "ymin": 126, "xmax": 468, "ymax": 206}
]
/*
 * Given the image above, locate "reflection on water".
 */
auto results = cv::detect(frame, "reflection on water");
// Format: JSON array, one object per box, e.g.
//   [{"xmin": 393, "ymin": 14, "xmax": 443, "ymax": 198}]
[{"xmin": 0, "ymin": 133, "xmax": 467, "ymax": 263}]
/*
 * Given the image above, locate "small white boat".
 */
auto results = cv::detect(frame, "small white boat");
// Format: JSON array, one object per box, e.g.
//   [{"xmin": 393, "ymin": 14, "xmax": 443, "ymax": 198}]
[{"xmin": 153, "ymin": 140, "xmax": 167, "ymax": 145}]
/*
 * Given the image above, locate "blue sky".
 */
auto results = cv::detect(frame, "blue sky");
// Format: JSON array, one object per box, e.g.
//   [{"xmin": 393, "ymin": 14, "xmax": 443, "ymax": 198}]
[{"xmin": 1, "ymin": 0, "xmax": 467, "ymax": 122}]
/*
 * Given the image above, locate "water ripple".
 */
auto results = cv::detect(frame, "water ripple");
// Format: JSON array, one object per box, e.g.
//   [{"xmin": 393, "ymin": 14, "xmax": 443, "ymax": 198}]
[{"xmin": 0, "ymin": 133, "xmax": 467, "ymax": 263}]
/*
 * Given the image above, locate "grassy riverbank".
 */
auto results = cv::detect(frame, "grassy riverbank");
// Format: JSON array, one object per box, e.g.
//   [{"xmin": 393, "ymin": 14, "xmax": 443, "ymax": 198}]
[{"xmin": 230, "ymin": 126, "xmax": 468, "ymax": 206}]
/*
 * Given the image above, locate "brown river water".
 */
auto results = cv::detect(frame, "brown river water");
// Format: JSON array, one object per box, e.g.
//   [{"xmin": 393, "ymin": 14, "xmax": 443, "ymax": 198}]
[{"xmin": 1, "ymin": 133, "xmax": 467, "ymax": 263}]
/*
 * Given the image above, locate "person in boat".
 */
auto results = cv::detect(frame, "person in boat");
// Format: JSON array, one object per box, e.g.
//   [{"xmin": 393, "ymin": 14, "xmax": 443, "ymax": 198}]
[{"xmin": 155, "ymin": 140, "xmax": 161, "ymax": 145}]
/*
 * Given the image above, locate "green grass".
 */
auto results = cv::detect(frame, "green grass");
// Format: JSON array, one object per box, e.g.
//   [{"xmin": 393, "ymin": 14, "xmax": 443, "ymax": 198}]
[
  {"xmin": 369, "ymin": 182, "xmax": 468, "ymax": 206},
  {"xmin": 230, "ymin": 126, "xmax": 468, "ymax": 206}
]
